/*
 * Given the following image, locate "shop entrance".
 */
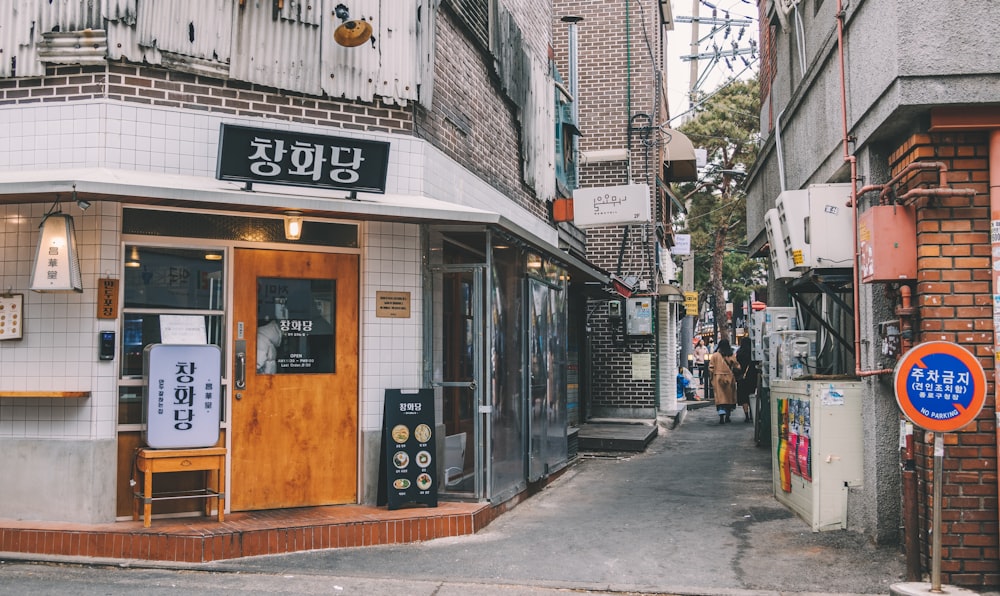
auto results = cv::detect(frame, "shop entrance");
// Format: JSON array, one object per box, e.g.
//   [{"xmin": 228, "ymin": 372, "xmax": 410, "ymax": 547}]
[
  {"xmin": 429, "ymin": 265, "xmax": 486, "ymax": 499},
  {"xmin": 230, "ymin": 249, "xmax": 359, "ymax": 510}
]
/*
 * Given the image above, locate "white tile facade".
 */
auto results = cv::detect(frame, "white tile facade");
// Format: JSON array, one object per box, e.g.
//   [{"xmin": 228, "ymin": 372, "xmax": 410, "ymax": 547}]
[
  {"xmin": 0, "ymin": 201, "xmax": 120, "ymax": 439},
  {"xmin": 0, "ymin": 100, "xmax": 444, "ymax": 444},
  {"xmin": 360, "ymin": 221, "xmax": 423, "ymax": 432},
  {"xmin": 0, "ymin": 98, "xmax": 552, "ymax": 494}
]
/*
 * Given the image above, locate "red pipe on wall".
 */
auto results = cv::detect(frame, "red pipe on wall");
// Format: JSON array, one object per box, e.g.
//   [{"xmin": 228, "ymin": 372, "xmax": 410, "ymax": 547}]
[{"xmin": 990, "ymin": 130, "xmax": 1000, "ymax": 519}]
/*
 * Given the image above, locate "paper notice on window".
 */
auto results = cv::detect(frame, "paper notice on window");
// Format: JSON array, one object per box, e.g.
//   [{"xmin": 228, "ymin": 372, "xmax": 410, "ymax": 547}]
[{"xmin": 160, "ymin": 315, "xmax": 208, "ymax": 344}]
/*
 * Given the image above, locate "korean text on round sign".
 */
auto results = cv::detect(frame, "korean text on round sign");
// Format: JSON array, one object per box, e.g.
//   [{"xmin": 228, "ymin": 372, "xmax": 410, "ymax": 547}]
[{"xmin": 893, "ymin": 341, "xmax": 986, "ymax": 433}]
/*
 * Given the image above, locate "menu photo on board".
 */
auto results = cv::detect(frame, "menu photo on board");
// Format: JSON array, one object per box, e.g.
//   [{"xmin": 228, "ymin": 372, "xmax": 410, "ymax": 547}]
[{"xmin": 380, "ymin": 388, "xmax": 437, "ymax": 510}]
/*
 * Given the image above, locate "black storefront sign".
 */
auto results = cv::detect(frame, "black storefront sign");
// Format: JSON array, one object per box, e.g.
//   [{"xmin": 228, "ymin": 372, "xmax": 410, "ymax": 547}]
[
  {"xmin": 378, "ymin": 389, "xmax": 437, "ymax": 510},
  {"xmin": 216, "ymin": 124, "xmax": 390, "ymax": 193}
]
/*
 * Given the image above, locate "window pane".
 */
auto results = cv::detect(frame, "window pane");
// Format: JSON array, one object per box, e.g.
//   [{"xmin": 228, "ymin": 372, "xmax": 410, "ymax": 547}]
[
  {"xmin": 120, "ymin": 314, "xmax": 224, "ymax": 378},
  {"xmin": 256, "ymin": 278, "xmax": 336, "ymax": 374},
  {"xmin": 123, "ymin": 246, "xmax": 224, "ymax": 310}
]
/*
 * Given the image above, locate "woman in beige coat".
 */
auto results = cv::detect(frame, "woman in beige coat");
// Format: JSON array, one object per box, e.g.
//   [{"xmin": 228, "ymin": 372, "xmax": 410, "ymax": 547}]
[{"xmin": 708, "ymin": 338, "xmax": 740, "ymax": 424}]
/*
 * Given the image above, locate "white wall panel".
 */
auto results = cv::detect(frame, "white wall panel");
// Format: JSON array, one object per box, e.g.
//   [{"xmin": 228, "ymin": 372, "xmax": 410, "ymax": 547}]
[{"xmin": 230, "ymin": 0, "xmax": 324, "ymax": 96}]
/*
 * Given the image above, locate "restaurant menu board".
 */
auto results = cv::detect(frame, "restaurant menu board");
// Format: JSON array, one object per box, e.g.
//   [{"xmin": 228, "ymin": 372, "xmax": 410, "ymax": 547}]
[{"xmin": 381, "ymin": 389, "xmax": 437, "ymax": 510}]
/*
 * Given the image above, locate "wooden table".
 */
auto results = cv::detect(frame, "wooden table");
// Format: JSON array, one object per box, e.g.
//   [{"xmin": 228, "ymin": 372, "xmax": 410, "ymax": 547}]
[{"xmin": 132, "ymin": 447, "xmax": 226, "ymax": 528}]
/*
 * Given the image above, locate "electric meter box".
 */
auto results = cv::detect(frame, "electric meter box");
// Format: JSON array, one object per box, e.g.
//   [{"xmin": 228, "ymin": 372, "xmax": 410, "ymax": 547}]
[
  {"xmin": 858, "ymin": 204, "xmax": 917, "ymax": 282},
  {"xmin": 776, "ymin": 184, "xmax": 854, "ymax": 271},
  {"xmin": 766, "ymin": 307, "xmax": 798, "ymax": 333},
  {"xmin": 769, "ymin": 330, "xmax": 816, "ymax": 382},
  {"xmin": 626, "ymin": 296, "xmax": 653, "ymax": 336}
]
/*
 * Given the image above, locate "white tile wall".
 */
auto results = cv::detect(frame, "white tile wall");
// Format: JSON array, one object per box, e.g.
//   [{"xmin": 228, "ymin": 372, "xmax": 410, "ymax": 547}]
[
  {"xmin": 0, "ymin": 98, "xmax": 555, "ymax": 444},
  {"xmin": 0, "ymin": 101, "xmax": 427, "ymax": 196},
  {"xmin": 360, "ymin": 221, "xmax": 423, "ymax": 433},
  {"xmin": 0, "ymin": 202, "xmax": 120, "ymax": 439}
]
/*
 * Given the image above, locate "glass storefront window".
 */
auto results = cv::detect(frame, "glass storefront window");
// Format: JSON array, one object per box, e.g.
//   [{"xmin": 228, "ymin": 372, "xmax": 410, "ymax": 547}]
[{"xmin": 119, "ymin": 245, "xmax": 226, "ymax": 424}]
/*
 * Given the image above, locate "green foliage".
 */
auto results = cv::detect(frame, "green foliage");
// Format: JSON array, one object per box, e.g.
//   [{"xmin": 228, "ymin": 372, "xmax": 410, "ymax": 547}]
[{"xmin": 672, "ymin": 77, "xmax": 765, "ymax": 330}]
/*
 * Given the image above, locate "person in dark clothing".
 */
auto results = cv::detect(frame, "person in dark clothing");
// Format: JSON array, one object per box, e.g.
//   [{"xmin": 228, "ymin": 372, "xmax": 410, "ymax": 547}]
[{"xmin": 736, "ymin": 336, "xmax": 759, "ymax": 423}]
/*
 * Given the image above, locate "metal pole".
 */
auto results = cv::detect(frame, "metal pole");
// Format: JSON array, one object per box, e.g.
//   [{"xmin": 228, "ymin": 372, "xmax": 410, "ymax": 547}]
[
  {"xmin": 562, "ymin": 16, "xmax": 583, "ymax": 180},
  {"xmin": 688, "ymin": 0, "xmax": 699, "ymax": 111},
  {"xmin": 931, "ymin": 433, "xmax": 944, "ymax": 592}
]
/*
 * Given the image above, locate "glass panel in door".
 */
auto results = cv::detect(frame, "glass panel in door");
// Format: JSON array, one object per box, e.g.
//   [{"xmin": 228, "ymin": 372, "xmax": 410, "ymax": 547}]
[{"xmin": 431, "ymin": 267, "xmax": 484, "ymax": 498}]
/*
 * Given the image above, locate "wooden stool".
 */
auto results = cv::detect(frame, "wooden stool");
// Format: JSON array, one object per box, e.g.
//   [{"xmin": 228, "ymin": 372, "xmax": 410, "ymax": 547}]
[{"xmin": 132, "ymin": 447, "xmax": 226, "ymax": 528}]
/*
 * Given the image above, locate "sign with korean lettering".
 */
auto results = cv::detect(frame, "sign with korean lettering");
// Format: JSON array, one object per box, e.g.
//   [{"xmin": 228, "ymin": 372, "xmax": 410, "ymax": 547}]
[
  {"xmin": 257, "ymin": 277, "xmax": 336, "ymax": 374},
  {"xmin": 571, "ymin": 183, "xmax": 652, "ymax": 227},
  {"xmin": 893, "ymin": 341, "xmax": 986, "ymax": 432},
  {"xmin": 375, "ymin": 291, "xmax": 411, "ymax": 318},
  {"xmin": 97, "ymin": 278, "xmax": 119, "ymax": 319},
  {"xmin": 683, "ymin": 291, "xmax": 699, "ymax": 317},
  {"xmin": 142, "ymin": 344, "xmax": 222, "ymax": 448},
  {"xmin": 379, "ymin": 389, "xmax": 437, "ymax": 510},
  {"xmin": 216, "ymin": 124, "xmax": 390, "ymax": 193}
]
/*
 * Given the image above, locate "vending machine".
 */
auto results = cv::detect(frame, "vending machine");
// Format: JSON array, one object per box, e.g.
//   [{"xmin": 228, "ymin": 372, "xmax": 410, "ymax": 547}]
[{"xmin": 770, "ymin": 378, "xmax": 863, "ymax": 531}]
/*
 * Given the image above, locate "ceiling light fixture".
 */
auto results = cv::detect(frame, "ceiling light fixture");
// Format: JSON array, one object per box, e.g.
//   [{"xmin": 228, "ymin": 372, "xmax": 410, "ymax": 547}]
[
  {"xmin": 284, "ymin": 211, "xmax": 304, "ymax": 241},
  {"xmin": 125, "ymin": 246, "xmax": 142, "ymax": 268},
  {"xmin": 30, "ymin": 210, "xmax": 83, "ymax": 292}
]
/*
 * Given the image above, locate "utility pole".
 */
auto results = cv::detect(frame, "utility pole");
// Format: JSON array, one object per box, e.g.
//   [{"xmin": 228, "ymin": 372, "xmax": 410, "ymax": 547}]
[{"xmin": 688, "ymin": 0, "xmax": 699, "ymax": 111}]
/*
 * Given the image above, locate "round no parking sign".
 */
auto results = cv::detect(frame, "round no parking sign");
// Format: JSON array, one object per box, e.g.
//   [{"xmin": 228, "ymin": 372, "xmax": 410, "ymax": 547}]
[{"xmin": 893, "ymin": 341, "xmax": 986, "ymax": 432}]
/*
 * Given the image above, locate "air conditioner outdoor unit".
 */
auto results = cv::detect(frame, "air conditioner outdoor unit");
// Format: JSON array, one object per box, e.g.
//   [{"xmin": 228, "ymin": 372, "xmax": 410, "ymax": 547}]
[
  {"xmin": 776, "ymin": 184, "xmax": 853, "ymax": 271},
  {"xmin": 764, "ymin": 208, "xmax": 799, "ymax": 279}
]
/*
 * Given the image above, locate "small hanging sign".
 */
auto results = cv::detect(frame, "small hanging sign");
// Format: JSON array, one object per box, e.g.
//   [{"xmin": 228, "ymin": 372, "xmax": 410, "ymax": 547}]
[{"xmin": 97, "ymin": 278, "xmax": 119, "ymax": 319}]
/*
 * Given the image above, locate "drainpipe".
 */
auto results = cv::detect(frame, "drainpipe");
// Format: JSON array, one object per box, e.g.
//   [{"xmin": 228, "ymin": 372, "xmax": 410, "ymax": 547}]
[
  {"xmin": 990, "ymin": 130, "xmax": 1000, "ymax": 506},
  {"xmin": 835, "ymin": 0, "xmax": 886, "ymax": 377},
  {"xmin": 562, "ymin": 15, "xmax": 583, "ymax": 182}
]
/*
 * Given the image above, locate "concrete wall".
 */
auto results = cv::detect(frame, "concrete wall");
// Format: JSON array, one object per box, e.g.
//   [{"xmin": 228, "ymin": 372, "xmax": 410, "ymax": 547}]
[
  {"xmin": 0, "ymin": 438, "xmax": 117, "ymax": 523},
  {"xmin": 746, "ymin": 0, "xmax": 1000, "ymax": 586}
]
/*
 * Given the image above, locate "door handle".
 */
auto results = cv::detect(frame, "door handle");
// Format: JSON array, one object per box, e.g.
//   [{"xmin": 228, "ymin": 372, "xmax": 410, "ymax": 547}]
[{"xmin": 235, "ymin": 339, "xmax": 246, "ymax": 390}]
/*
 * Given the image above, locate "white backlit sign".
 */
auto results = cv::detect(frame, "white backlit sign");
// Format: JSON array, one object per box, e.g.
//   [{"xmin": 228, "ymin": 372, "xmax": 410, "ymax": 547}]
[
  {"xmin": 572, "ymin": 184, "xmax": 652, "ymax": 227},
  {"xmin": 143, "ymin": 344, "xmax": 222, "ymax": 449}
]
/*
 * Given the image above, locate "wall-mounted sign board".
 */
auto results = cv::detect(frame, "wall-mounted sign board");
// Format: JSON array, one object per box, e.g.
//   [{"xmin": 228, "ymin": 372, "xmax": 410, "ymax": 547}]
[{"xmin": 0, "ymin": 294, "xmax": 23, "ymax": 340}]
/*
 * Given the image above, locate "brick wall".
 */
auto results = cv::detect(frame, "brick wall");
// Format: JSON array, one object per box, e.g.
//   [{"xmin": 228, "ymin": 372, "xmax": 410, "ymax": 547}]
[
  {"xmin": 893, "ymin": 131, "xmax": 999, "ymax": 588},
  {"xmin": 0, "ymin": 64, "xmax": 412, "ymax": 134},
  {"xmin": 553, "ymin": 0, "xmax": 663, "ymax": 412},
  {"xmin": 758, "ymin": 0, "xmax": 776, "ymax": 131},
  {"xmin": 415, "ymin": 5, "xmax": 543, "ymax": 218}
]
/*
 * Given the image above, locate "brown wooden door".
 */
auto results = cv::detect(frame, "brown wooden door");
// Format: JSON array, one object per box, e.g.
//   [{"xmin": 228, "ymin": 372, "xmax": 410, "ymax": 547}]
[{"xmin": 230, "ymin": 249, "xmax": 359, "ymax": 511}]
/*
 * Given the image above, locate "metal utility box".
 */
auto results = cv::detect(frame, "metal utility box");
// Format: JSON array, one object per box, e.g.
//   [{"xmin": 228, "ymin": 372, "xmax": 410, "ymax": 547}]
[
  {"xmin": 776, "ymin": 184, "xmax": 854, "ymax": 271},
  {"xmin": 764, "ymin": 208, "xmax": 798, "ymax": 279},
  {"xmin": 771, "ymin": 379, "xmax": 864, "ymax": 532},
  {"xmin": 765, "ymin": 307, "xmax": 797, "ymax": 333},
  {"xmin": 858, "ymin": 204, "xmax": 917, "ymax": 282},
  {"xmin": 768, "ymin": 330, "xmax": 816, "ymax": 382},
  {"xmin": 626, "ymin": 296, "xmax": 653, "ymax": 336},
  {"xmin": 750, "ymin": 310, "xmax": 767, "ymax": 361}
]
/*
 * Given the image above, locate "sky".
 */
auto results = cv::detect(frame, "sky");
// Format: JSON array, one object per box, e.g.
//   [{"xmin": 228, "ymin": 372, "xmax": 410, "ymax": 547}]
[{"xmin": 664, "ymin": 0, "xmax": 760, "ymax": 124}]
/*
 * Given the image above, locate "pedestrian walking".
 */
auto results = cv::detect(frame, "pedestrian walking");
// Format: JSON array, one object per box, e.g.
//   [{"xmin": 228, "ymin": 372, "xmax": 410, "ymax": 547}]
[
  {"xmin": 735, "ymin": 336, "xmax": 758, "ymax": 423},
  {"xmin": 708, "ymin": 338, "xmax": 739, "ymax": 424},
  {"xmin": 693, "ymin": 339, "xmax": 708, "ymax": 382}
]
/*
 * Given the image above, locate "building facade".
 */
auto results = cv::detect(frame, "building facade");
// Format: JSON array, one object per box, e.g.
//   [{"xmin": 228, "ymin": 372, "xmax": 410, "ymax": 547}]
[
  {"xmin": 0, "ymin": 0, "xmax": 608, "ymax": 526},
  {"xmin": 746, "ymin": 0, "xmax": 1000, "ymax": 589},
  {"xmin": 551, "ymin": 0, "xmax": 692, "ymax": 422}
]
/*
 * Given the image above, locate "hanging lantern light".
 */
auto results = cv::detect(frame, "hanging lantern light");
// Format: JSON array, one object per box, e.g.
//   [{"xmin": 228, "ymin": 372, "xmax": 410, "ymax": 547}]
[{"xmin": 30, "ymin": 212, "xmax": 83, "ymax": 293}]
